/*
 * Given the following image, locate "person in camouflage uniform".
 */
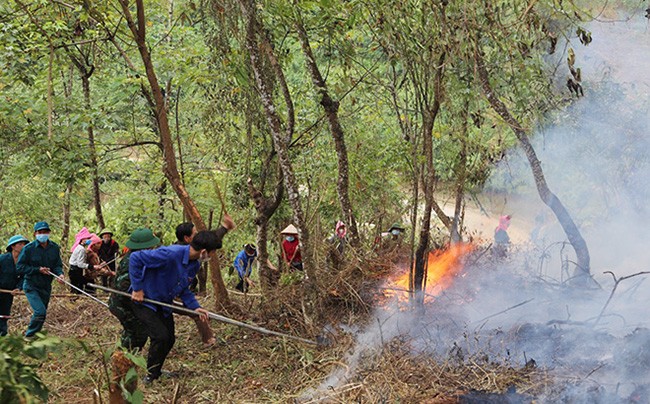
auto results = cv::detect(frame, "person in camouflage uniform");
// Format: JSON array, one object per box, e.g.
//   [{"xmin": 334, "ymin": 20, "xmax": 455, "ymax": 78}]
[{"xmin": 108, "ymin": 228, "xmax": 160, "ymax": 351}]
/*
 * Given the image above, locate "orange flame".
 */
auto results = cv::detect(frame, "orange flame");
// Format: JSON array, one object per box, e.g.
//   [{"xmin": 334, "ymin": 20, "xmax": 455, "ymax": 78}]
[{"xmin": 390, "ymin": 243, "xmax": 474, "ymax": 301}]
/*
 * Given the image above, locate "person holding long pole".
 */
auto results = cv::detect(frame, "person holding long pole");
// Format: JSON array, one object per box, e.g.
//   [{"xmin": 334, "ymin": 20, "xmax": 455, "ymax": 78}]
[
  {"xmin": 129, "ymin": 214, "xmax": 234, "ymax": 384},
  {"xmin": 0, "ymin": 235, "xmax": 29, "ymax": 336},
  {"xmin": 16, "ymin": 221, "xmax": 64, "ymax": 338}
]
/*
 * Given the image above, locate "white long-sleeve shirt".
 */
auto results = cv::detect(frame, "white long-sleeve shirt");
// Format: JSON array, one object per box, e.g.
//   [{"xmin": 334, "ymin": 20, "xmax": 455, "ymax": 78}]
[{"xmin": 69, "ymin": 244, "xmax": 90, "ymax": 269}]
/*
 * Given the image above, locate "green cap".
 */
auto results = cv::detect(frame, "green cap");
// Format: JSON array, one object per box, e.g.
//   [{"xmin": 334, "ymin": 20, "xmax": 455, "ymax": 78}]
[
  {"xmin": 388, "ymin": 222, "xmax": 405, "ymax": 232},
  {"xmin": 125, "ymin": 228, "xmax": 160, "ymax": 250},
  {"xmin": 34, "ymin": 221, "xmax": 50, "ymax": 232},
  {"xmin": 6, "ymin": 235, "xmax": 29, "ymax": 251}
]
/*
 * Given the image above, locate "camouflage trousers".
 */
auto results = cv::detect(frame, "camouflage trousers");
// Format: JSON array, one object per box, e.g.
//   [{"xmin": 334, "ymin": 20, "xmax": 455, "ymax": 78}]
[{"xmin": 108, "ymin": 295, "xmax": 148, "ymax": 351}]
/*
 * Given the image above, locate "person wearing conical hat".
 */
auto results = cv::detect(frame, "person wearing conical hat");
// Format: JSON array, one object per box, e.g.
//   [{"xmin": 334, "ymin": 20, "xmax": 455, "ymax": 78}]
[
  {"xmin": 0, "ymin": 235, "xmax": 29, "ymax": 336},
  {"xmin": 280, "ymin": 224, "xmax": 302, "ymax": 271},
  {"xmin": 108, "ymin": 228, "xmax": 160, "ymax": 351},
  {"xmin": 98, "ymin": 229, "xmax": 120, "ymax": 287}
]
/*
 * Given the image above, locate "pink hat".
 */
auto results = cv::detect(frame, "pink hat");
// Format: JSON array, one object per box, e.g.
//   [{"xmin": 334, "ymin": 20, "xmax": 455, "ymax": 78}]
[
  {"xmin": 70, "ymin": 227, "xmax": 92, "ymax": 252},
  {"xmin": 88, "ymin": 234, "xmax": 102, "ymax": 248}
]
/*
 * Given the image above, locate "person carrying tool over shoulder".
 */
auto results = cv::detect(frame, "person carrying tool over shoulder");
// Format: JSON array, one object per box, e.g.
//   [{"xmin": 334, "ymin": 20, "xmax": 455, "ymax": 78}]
[
  {"xmin": 108, "ymin": 227, "xmax": 160, "ymax": 351},
  {"xmin": 16, "ymin": 221, "xmax": 64, "ymax": 338},
  {"xmin": 129, "ymin": 214, "xmax": 235, "ymax": 384},
  {"xmin": 0, "ymin": 235, "xmax": 29, "ymax": 336}
]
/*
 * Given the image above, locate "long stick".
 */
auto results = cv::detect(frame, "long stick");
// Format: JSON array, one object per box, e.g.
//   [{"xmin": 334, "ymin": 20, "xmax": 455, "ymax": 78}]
[
  {"xmin": 89, "ymin": 283, "xmax": 317, "ymax": 345},
  {"xmin": 46, "ymin": 270, "xmax": 109, "ymax": 307}
]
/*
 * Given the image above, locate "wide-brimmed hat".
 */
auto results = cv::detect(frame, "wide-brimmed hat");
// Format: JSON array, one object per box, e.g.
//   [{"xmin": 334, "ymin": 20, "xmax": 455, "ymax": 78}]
[
  {"xmin": 33, "ymin": 221, "xmax": 50, "ymax": 232},
  {"xmin": 88, "ymin": 234, "xmax": 102, "ymax": 248},
  {"xmin": 6, "ymin": 235, "xmax": 29, "ymax": 252},
  {"xmin": 71, "ymin": 227, "xmax": 93, "ymax": 252},
  {"xmin": 280, "ymin": 224, "xmax": 299, "ymax": 235},
  {"xmin": 99, "ymin": 229, "xmax": 113, "ymax": 237},
  {"xmin": 388, "ymin": 222, "xmax": 405, "ymax": 232},
  {"xmin": 244, "ymin": 243, "xmax": 257, "ymax": 255},
  {"xmin": 125, "ymin": 228, "xmax": 160, "ymax": 250}
]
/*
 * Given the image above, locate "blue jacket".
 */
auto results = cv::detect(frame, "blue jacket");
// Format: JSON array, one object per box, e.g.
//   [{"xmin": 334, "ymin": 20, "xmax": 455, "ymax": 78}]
[
  {"xmin": 128, "ymin": 245, "xmax": 200, "ymax": 316},
  {"xmin": 16, "ymin": 240, "xmax": 63, "ymax": 290},
  {"xmin": 233, "ymin": 249, "xmax": 257, "ymax": 279},
  {"xmin": 0, "ymin": 253, "xmax": 23, "ymax": 290}
]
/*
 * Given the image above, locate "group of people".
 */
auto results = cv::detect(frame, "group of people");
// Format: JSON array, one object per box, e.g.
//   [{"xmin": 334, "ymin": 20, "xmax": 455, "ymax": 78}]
[{"xmin": 0, "ymin": 216, "xmax": 408, "ymax": 383}]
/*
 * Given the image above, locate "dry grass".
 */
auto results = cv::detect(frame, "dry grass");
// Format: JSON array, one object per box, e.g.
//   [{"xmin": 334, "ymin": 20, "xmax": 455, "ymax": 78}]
[{"xmin": 4, "ymin": 255, "xmax": 559, "ymax": 403}]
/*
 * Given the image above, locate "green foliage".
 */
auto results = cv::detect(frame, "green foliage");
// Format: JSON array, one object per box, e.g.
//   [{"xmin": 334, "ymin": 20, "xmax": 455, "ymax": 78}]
[{"xmin": 0, "ymin": 334, "xmax": 61, "ymax": 403}]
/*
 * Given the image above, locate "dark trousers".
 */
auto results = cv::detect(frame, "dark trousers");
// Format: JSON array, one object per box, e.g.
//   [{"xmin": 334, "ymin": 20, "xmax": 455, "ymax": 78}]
[
  {"xmin": 69, "ymin": 266, "xmax": 91, "ymax": 294},
  {"xmin": 0, "ymin": 293, "xmax": 14, "ymax": 336},
  {"xmin": 132, "ymin": 304, "xmax": 175, "ymax": 379}
]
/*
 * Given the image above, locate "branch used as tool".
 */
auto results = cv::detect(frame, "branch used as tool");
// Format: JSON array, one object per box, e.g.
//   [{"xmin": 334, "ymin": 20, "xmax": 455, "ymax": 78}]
[
  {"xmin": 214, "ymin": 178, "xmax": 228, "ymax": 216},
  {"xmin": 89, "ymin": 283, "xmax": 317, "ymax": 346},
  {"xmin": 45, "ymin": 270, "xmax": 108, "ymax": 307}
]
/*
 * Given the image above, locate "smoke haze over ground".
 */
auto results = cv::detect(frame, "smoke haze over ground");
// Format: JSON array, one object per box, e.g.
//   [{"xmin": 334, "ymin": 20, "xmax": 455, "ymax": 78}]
[{"xmin": 307, "ymin": 15, "xmax": 650, "ymax": 402}]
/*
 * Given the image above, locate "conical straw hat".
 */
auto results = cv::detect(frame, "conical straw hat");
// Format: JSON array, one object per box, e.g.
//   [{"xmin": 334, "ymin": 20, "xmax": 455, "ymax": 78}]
[{"xmin": 281, "ymin": 224, "xmax": 299, "ymax": 235}]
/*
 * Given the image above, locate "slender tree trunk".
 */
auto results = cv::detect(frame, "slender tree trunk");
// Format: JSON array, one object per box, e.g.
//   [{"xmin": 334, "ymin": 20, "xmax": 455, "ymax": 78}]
[
  {"xmin": 413, "ymin": 53, "xmax": 445, "ymax": 299},
  {"xmin": 248, "ymin": 176, "xmax": 283, "ymax": 292},
  {"xmin": 238, "ymin": 0, "xmax": 317, "ymax": 288},
  {"xmin": 451, "ymin": 100, "xmax": 470, "ymax": 243},
  {"xmin": 476, "ymin": 51, "xmax": 590, "ymax": 278},
  {"xmin": 61, "ymin": 181, "xmax": 74, "ymax": 249},
  {"xmin": 81, "ymin": 73, "xmax": 105, "ymax": 230},
  {"xmin": 295, "ymin": 18, "xmax": 360, "ymax": 248},
  {"xmin": 117, "ymin": 0, "xmax": 230, "ymax": 308}
]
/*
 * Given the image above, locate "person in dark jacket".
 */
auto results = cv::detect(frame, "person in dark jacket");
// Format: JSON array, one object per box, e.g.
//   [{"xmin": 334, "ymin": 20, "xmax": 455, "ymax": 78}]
[
  {"xmin": 109, "ymin": 228, "xmax": 160, "ymax": 351},
  {"xmin": 494, "ymin": 215, "xmax": 511, "ymax": 258},
  {"xmin": 98, "ymin": 229, "xmax": 120, "ymax": 287},
  {"xmin": 0, "ymin": 235, "xmax": 29, "ymax": 336},
  {"xmin": 233, "ymin": 244, "xmax": 257, "ymax": 292},
  {"xmin": 16, "ymin": 221, "xmax": 64, "ymax": 338},
  {"xmin": 129, "ymin": 214, "xmax": 234, "ymax": 383}
]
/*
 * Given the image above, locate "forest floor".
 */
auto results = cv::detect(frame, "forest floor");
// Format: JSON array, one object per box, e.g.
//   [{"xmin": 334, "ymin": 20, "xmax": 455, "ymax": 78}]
[{"xmin": 7, "ymin": 252, "xmax": 555, "ymax": 403}]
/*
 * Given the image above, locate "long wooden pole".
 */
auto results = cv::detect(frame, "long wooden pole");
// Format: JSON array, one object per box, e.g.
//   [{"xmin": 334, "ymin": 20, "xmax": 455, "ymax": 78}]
[{"xmin": 88, "ymin": 283, "xmax": 317, "ymax": 346}]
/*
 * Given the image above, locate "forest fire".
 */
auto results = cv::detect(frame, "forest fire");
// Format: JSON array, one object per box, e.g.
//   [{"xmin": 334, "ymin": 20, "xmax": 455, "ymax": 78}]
[{"xmin": 388, "ymin": 243, "xmax": 475, "ymax": 303}]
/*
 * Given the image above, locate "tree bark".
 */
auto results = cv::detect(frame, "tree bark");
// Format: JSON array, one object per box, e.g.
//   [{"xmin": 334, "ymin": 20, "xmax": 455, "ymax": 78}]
[
  {"xmin": 413, "ymin": 53, "xmax": 445, "ymax": 298},
  {"xmin": 451, "ymin": 99, "xmax": 470, "ymax": 243},
  {"xmin": 475, "ymin": 51, "xmax": 590, "ymax": 278},
  {"xmin": 117, "ymin": 0, "xmax": 230, "ymax": 307},
  {"xmin": 61, "ymin": 181, "xmax": 74, "ymax": 249},
  {"xmin": 80, "ymin": 72, "xmax": 106, "ymax": 230},
  {"xmin": 294, "ymin": 17, "xmax": 360, "ymax": 248},
  {"xmin": 238, "ymin": 0, "xmax": 318, "ymax": 289}
]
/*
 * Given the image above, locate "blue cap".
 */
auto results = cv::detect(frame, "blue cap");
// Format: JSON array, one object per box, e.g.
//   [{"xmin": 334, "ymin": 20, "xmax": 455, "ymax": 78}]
[
  {"xmin": 6, "ymin": 235, "xmax": 29, "ymax": 251},
  {"xmin": 33, "ymin": 221, "xmax": 51, "ymax": 232}
]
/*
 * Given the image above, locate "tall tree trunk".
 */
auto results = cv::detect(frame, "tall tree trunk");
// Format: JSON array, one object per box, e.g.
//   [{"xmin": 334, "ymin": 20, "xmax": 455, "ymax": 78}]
[
  {"xmin": 117, "ymin": 0, "xmax": 231, "ymax": 308},
  {"xmin": 451, "ymin": 99, "xmax": 470, "ymax": 244},
  {"xmin": 248, "ymin": 176, "xmax": 283, "ymax": 292},
  {"xmin": 61, "ymin": 181, "xmax": 74, "ymax": 249},
  {"xmin": 238, "ymin": 0, "xmax": 318, "ymax": 293},
  {"xmin": 81, "ymin": 73, "xmax": 105, "ymax": 230},
  {"xmin": 294, "ymin": 18, "xmax": 360, "ymax": 248},
  {"xmin": 475, "ymin": 51, "xmax": 590, "ymax": 279},
  {"xmin": 412, "ymin": 53, "xmax": 445, "ymax": 299}
]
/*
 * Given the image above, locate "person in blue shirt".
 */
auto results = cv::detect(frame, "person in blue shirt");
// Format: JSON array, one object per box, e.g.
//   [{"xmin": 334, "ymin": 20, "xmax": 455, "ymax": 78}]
[
  {"xmin": 0, "ymin": 235, "xmax": 29, "ymax": 336},
  {"xmin": 129, "ymin": 216, "xmax": 233, "ymax": 383},
  {"xmin": 233, "ymin": 244, "xmax": 257, "ymax": 292},
  {"xmin": 17, "ymin": 221, "xmax": 64, "ymax": 338}
]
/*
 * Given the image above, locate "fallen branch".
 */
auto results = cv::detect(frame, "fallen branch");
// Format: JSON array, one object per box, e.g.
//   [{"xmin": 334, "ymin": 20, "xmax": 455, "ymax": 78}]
[{"xmin": 594, "ymin": 270, "xmax": 650, "ymax": 326}]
